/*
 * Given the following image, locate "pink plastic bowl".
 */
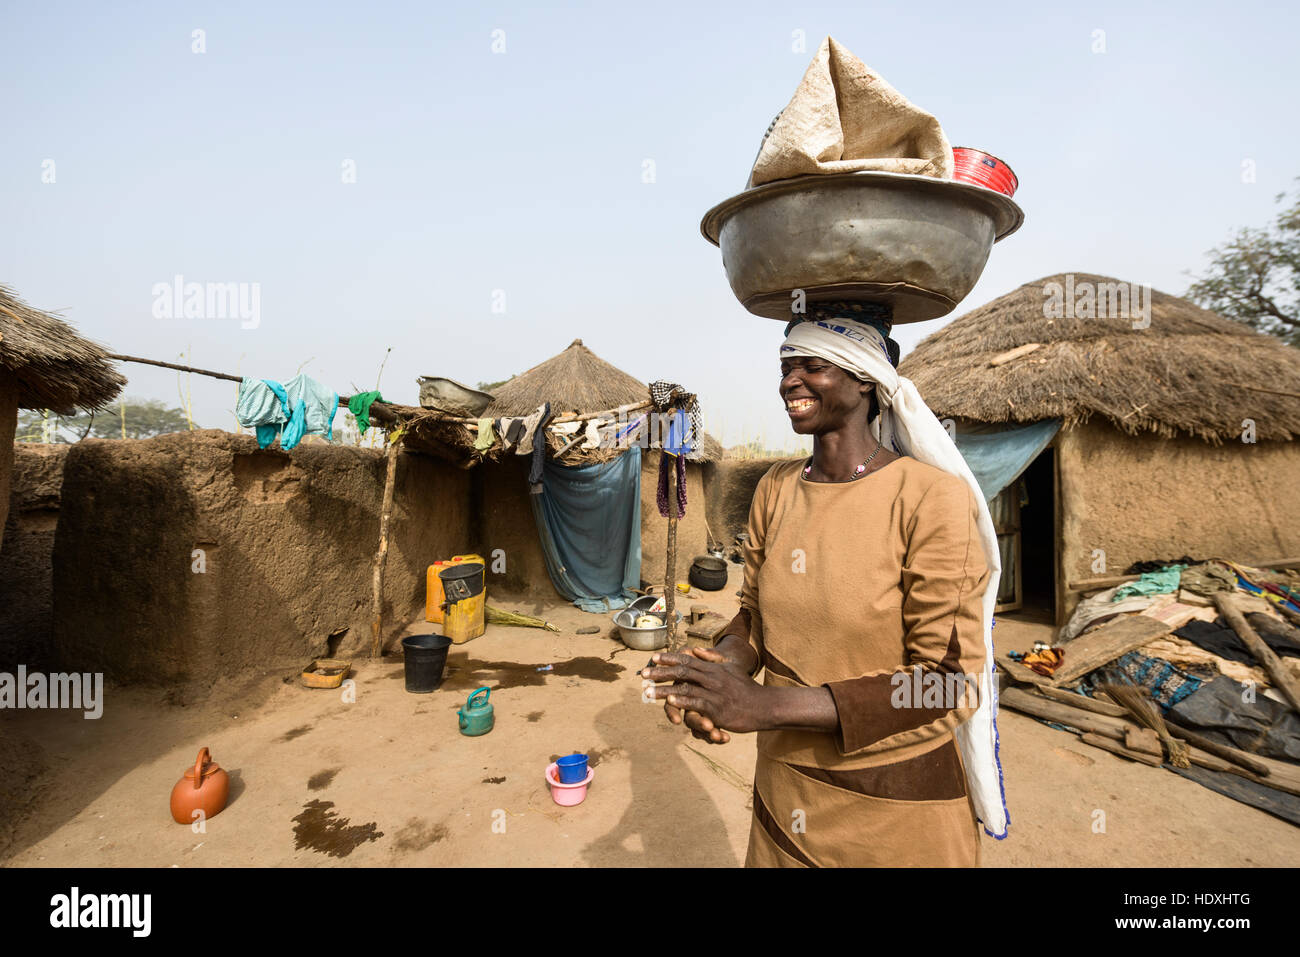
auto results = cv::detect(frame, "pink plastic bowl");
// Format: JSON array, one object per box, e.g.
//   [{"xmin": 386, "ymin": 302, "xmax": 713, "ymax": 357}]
[{"xmin": 545, "ymin": 762, "xmax": 594, "ymax": 806}]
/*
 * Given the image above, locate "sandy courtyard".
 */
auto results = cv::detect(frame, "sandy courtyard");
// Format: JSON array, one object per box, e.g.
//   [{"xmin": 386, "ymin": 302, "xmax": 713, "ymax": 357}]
[{"xmin": 2, "ymin": 573, "xmax": 1297, "ymax": 868}]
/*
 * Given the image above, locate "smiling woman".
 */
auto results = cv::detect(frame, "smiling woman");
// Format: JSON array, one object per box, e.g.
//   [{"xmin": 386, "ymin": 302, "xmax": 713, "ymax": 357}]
[{"xmin": 644, "ymin": 309, "xmax": 1006, "ymax": 867}]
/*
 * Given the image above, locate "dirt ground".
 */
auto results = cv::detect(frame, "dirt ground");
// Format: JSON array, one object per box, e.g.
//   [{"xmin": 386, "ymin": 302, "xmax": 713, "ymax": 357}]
[{"xmin": 2, "ymin": 567, "xmax": 1298, "ymax": 867}]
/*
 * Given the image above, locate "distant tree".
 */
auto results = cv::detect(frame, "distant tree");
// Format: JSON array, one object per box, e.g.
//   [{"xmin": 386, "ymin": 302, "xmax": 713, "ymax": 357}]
[
  {"xmin": 1186, "ymin": 181, "xmax": 1300, "ymax": 346},
  {"xmin": 15, "ymin": 398, "xmax": 197, "ymax": 443},
  {"xmin": 476, "ymin": 375, "xmax": 515, "ymax": 392}
]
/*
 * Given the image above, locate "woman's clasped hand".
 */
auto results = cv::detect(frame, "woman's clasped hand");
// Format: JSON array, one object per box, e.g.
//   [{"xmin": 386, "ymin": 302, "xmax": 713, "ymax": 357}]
[{"xmin": 641, "ymin": 646, "xmax": 768, "ymax": 744}]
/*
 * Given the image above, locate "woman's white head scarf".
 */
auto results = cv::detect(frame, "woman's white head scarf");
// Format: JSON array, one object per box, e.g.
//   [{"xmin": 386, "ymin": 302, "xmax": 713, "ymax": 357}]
[{"xmin": 781, "ymin": 316, "xmax": 1009, "ymax": 839}]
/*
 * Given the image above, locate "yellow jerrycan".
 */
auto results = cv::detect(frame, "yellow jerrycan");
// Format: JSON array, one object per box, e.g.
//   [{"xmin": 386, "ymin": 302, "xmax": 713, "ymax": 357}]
[
  {"xmin": 439, "ymin": 560, "xmax": 486, "ymax": 643},
  {"xmin": 426, "ymin": 553, "xmax": 485, "ymax": 623}
]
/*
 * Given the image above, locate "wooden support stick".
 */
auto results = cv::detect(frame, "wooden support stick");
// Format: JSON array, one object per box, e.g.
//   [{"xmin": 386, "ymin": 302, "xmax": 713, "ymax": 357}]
[
  {"xmin": 371, "ymin": 429, "xmax": 403, "ymax": 657},
  {"xmin": 1213, "ymin": 593, "xmax": 1300, "ymax": 713},
  {"xmin": 664, "ymin": 453, "xmax": 679, "ymax": 651}
]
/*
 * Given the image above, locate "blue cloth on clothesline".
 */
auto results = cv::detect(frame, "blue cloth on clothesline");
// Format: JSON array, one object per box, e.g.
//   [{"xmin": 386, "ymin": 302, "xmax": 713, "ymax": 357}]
[{"xmin": 235, "ymin": 375, "xmax": 339, "ymax": 450}]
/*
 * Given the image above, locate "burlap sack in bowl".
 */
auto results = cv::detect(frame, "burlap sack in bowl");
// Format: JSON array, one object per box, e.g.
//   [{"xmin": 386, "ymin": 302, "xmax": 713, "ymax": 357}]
[{"xmin": 747, "ymin": 36, "xmax": 952, "ymax": 188}]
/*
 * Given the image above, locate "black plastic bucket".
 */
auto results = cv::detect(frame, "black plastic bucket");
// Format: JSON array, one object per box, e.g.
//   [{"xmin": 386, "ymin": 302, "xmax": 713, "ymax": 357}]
[{"xmin": 401, "ymin": 634, "xmax": 452, "ymax": 693}]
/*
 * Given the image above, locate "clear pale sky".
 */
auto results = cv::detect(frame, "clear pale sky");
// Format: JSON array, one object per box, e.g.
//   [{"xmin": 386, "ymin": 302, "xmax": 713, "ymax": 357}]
[{"xmin": 3, "ymin": 1, "xmax": 1296, "ymax": 451}]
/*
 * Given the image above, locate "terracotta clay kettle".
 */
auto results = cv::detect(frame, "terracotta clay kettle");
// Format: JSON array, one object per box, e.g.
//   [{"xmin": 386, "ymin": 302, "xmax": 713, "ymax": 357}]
[{"xmin": 169, "ymin": 747, "xmax": 230, "ymax": 825}]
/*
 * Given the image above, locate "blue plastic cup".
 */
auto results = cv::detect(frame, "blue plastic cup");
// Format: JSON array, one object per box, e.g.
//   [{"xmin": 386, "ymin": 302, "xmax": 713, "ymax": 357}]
[{"xmin": 556, "ymin": 753, "xmax": 589, "ymax": 784}]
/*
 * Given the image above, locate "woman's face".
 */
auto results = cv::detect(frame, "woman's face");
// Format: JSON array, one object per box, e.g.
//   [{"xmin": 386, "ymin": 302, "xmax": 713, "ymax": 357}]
[{"xmin": 780, "ymin": 356, "xmax": 873, "ymax": 434}]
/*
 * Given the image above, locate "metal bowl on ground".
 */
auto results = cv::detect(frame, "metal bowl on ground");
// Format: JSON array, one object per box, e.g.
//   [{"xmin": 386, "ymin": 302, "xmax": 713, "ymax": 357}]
[
  {"xmin": 700, "ymin": 169, "xmax": 1023, "ymax": 324},
  {"xmin": 416, "ymin": 377, "xmax": 494, "ymax": 416},
  {"xmin": 612, "ymin": 608, "xmax": 684, "ymax": 651}
]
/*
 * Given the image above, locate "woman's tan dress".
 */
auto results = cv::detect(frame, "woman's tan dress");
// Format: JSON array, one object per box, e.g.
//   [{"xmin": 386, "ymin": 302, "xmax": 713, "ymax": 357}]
[{"xmin": 735, "ymin": 456, "xmax": 990, "ymax": 867}]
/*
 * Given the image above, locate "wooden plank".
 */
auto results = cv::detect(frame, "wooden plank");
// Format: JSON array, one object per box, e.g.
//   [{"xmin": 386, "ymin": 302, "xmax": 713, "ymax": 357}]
[
  {"xmin": 999, "ymin": 687, "xmax": 1134, "ymax": 738},
  {"xmin": 1163, "ymin": 717, "xmax": 1271, "ymax": 777},
  {"xmin": 1067, "ymin": 573, "xmax": 1139, "ymax": 592},
  {"xmin": 1050, "ymin": 614, "xmax": 1172, "ymax": 685},
  {"xmin": 1123, "ymin": 728, "xmax": 1300, "ymax": 797},
  {"xmin": 995, "ymin": 653, "xmax": 1048, "ymax": 688},
  {"xmin": 1037, "ymin": 684, "xmax": 1130, "ymax": 717},
  {"xmin": 1069, "ymin": 559, "xmax": 1300, "ymax": 594},
  {"xmin": 1214, "ymin": 594, "xmax": 1300, "ymax": 713},
  {"xmin": 1080, "ymin": 732, "xmax": 1163, "ymax": 766}
]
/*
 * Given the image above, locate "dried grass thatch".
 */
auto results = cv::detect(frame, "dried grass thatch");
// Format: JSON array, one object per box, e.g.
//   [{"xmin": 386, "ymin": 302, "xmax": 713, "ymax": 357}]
[
  {"xmin": 484, "ymin": 339, "xmax": 649, "ymax": 418},
  {"xmin": 0, "ymin": 285, "xmax": 125, "ymax": 413},
  {"xmin": 898, "ymin": 273, "xmax": 1300, "ymax": 443},
  {"xmin": 403, "ymin": 339, "xmax": 722, "ymax": 465}
]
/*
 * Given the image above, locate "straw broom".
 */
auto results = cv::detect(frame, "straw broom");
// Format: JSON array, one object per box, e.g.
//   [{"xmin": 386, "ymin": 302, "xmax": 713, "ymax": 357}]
[
  {"xmin": 486, "ymin": 604, "xmax": 560, "ymax": 632},
  {"xmin": 1100, "ymin": 683, "xmax": 1191, "ymax": 768}
]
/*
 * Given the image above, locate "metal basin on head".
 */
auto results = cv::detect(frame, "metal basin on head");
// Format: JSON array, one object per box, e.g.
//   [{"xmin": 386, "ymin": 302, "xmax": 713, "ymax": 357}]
[{"xmin": 700, "ymin": 170, "xmax": 1023, "ymax": 324}]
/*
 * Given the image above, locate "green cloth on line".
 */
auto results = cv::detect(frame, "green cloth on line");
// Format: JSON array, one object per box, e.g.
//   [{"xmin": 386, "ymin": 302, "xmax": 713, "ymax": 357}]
[
  {"xmin": 347, "ymin": 391, "xmax": 385, "ymax": 432},
  {"xmin": 1113, "ymin": 564, "xmax": 1187, "ymax": 601},
  {"xmin": 473, "ymin": 417, "xmax": 496, "ymax": 450}
]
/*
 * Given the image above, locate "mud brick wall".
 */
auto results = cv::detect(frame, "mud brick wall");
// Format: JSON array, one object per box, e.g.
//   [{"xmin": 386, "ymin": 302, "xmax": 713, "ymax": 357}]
[
  {"xmin": 1056, "ymin": 420, "xmax": 1300, "ymax": 621},
  {"xmin": 0, "ymin": 444, "xmax": 69, "ymax": 670},
  {"xmin": 51, "ymin": 430, "xmax": 471, "ymax": 684}
]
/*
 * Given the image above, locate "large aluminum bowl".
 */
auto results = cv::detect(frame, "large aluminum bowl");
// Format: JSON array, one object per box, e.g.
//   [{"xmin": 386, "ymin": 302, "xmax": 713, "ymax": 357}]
[
  {"xmin": 700, "ymin": 170, "xmax": 1023, "ymax": 324},
  {"xmin": 612, "ymin": 605, "xmax": 684, "ymax": 652}
]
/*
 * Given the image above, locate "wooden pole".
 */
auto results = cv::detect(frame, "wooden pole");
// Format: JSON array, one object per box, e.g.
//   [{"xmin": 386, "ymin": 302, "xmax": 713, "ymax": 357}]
[
  {"xmin": 107, "ymin": 352, "xmax": 404, "ymax": 426},
  {"xmin": 664, "ymin": 452, "xmax": 679, "ymax": 651},
  {"xmin": 1213, "ymin": 593, "xmax": 1300, "ymax": 713},
  {"xmin": 371, "ymin": 428, "xmax": 404, "ymax": 657}
]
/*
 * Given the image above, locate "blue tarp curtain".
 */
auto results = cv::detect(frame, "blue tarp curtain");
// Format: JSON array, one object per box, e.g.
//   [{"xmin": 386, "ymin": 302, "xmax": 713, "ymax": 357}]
[
  {"xmin": 952, "ymin": 419, "xmax": 1061, "ymax": 501},
  {"xmin": 529, "ymin": 445, "xmax": 642, "ymax": 613}
]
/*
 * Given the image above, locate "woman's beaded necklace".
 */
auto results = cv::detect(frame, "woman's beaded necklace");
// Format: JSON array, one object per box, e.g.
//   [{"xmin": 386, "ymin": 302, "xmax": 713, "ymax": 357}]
[{"xmin": 803, "ymin": 441, "xmax": 883, "ymax": 482}]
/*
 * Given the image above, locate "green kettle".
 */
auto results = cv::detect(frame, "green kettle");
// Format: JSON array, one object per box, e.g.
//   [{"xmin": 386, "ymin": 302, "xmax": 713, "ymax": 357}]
[{"xmin": 457, "ymin": 686, "xmax": 494, "ymax": 736}]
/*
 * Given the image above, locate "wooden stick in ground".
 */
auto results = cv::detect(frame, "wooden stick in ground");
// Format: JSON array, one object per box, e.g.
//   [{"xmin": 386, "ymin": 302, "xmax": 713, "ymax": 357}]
[
  {"xmin": 1214, "ymin": 592, "xmax": 1300, "ymax": 712},
  {"xmin": 371, "ymin": 428, "xmax": 404, "ymax": 657},
  {"xmin": 664, "ymin": 453, "xmax": 679, "ymax": 651}
]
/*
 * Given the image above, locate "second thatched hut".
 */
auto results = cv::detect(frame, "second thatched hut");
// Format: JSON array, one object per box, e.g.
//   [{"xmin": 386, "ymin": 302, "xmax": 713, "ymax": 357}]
[
  {"xmin": 900, "ymin": 272, "xmax": 1300, "ymax": 624},
  {"xmin": 469, "ymin": 338, "xmax": 720, "ymax": 608}
]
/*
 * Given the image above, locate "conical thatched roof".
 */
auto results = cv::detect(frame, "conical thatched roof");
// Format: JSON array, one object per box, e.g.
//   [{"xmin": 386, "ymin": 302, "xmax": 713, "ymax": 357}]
[
  {"xmin": 0, "ymin": 285, "xmax": 125, "ymax": 413},
  {"xmin": 484, "ymin": 339, "xmax": 651, "ymax": 417},
  {"xmin": 480, "ymin": 338, "xmax": 722, "ymax": 462},
  {"xmin": 898, "ymin": 273, "xmax": 1300, "ymax": 443}
]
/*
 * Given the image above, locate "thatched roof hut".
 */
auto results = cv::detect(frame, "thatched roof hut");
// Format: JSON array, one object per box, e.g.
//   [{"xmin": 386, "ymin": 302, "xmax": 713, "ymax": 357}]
[
  {"xmin": 485, "ymin": 338, "xmax": 647, "ymax": 418},
  {"xmin": 0, "ymin": 284, "xmax": 125, "ymax": 414},
  {"xmin": 479, "ymin": 338, "xmax": 721, "ymax": 462},
  {"xmin": 0, "ymin": 285, "xmax": 125, "ymax": 554},
  {"xmin": 900, "ymin": 272, "xmax": 1300, "ymax": 444},
  {"xmin": 898, "ymin": 273, "xmax": 1300, "ymax": 626},
  {"xmin": 469, "ymin": 338, "xmax": 722, "ymax": 603}
]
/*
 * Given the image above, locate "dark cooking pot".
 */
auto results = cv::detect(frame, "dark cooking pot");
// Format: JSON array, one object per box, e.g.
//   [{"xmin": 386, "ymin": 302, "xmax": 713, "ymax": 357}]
[{"xmin": 689, "ymin": 555, "xmax": 729, "ymax": 592}]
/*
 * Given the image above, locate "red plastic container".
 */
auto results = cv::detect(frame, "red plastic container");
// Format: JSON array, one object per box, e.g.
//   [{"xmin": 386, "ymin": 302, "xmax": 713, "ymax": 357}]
[{"xmin": 952, "ymin": 147, "xmax": 1018, "ymax": 198}]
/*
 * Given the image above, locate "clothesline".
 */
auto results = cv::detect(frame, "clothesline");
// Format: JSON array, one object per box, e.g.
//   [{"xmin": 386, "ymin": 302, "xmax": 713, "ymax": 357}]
[
  {"xmin": 106, "ymin": 352, "xmax": 655, "ymax": 429},
  {"xmin": 107, "ymin": 353, "xmax": 402, "ymax": 425}
]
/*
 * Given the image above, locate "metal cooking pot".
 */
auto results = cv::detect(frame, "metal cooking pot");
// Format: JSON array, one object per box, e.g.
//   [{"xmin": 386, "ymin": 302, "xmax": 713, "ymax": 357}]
[
  {"xmin": 416, "ymin": 376, "xmax": 494, "ymax": 416},
  {"xmin": 700, "ymin": 169, "xmax": 1023, "ymax": 324},
  {"xmin": 689, "ymin": 555, "xmax": 729, "ymax": 592}
]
